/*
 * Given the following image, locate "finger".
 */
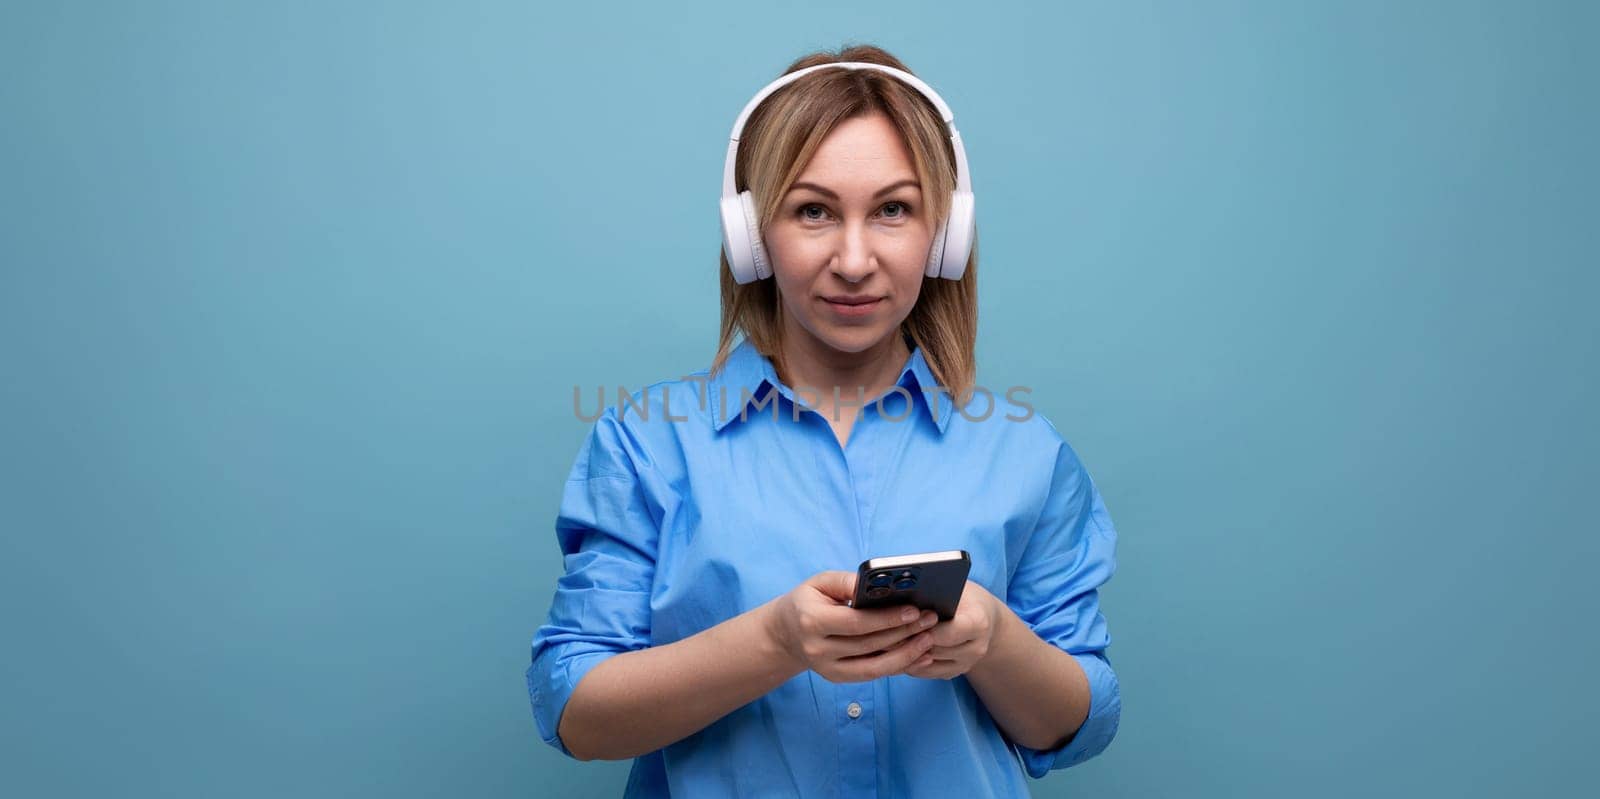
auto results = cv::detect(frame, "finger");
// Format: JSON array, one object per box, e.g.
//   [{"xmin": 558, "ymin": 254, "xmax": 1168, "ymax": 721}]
[
  {"xmin": 899, "ymin": 649, "xmax": 937, "ymax": 670},
  {"xmin": 905, "ymin": 658, "xmax": 961, "ymax": 680},
  {"xmin": 924, "ymin": 638, "xmax": 981, "ymax": 659},
  {"xmin": 816, "ymin": 601, "xmax": 923, "ymax": 637},
  {"xmin": 822, "ymin": 612, "xmax": 937, "ymax": 658},
  {"xmin": 807, "ymin": 570, "xmax": 858, "ymax": 603},
  {"xmin": 837, "ymin": 631, "xmax": 934, "ymax": 681},
  {"xmin": 923, "ymin": 616, "xmax": 978, "ymax": 648}
]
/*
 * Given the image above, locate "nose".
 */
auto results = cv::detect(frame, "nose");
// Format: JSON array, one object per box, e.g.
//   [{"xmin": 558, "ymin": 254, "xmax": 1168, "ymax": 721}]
[{"xmin": 831, "ymin": 218, "xmax": 876, "ymax": 283}]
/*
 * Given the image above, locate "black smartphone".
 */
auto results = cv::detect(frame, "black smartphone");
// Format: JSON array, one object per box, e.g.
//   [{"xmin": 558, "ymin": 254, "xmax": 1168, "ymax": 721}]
[{"xmin": 847, "ymin": 549, "xmax": 971, "ymax": 621}]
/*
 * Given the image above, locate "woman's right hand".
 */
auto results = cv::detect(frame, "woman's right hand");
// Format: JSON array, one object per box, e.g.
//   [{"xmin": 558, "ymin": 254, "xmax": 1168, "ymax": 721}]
[{"xmin": 764, "ymin": 570, "xmax": 939, "ymax": 683}]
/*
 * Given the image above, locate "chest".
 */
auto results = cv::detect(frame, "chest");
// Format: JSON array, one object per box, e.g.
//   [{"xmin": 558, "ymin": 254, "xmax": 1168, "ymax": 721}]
[{"xmin": 647, "ymin": 414, "xmax": 1037, "ymax": 643}]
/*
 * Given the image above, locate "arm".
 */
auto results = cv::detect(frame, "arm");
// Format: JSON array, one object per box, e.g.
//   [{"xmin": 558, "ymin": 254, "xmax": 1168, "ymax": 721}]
[
  {"xmin": 528, "ymin": 407, "xmax": 693, "ymax": 760},
  {"xmin": 561, "ymin": 571, "xmax": 935, "ymax": 760},
  {"xmin": 964, "ymin": 602, "xmax": 1092, "ymax": 751},
  {"xmin": 974, "ymin": 433, "xmax": 1122, "ymax": 776},
  {"xmin": 556, "ymin": 600, "xmax": 801, "ymax": 761}
]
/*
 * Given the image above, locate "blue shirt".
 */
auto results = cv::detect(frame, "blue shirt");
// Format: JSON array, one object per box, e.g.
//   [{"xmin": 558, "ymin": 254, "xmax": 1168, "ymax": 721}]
[{"xmin": 527, "ymin": 336, "xmax": 1122, "ymax": 797}]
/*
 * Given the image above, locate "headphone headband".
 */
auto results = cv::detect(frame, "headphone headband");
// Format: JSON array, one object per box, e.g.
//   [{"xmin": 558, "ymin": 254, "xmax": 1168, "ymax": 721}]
[{"xmin": 719, "ymin": 62, "xmax": 972, "ymax": 199}]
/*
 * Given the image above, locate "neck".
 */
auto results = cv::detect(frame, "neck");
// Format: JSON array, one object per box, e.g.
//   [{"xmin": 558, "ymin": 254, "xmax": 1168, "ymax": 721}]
[{"xmin": 776, "ymin": 330, "xmax": 912, "ymax": 410}]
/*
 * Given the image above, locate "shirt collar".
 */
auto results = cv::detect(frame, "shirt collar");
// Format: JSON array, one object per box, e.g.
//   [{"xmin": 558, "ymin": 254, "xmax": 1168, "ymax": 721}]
[{"xmin": 708, "ymin": 335, "xmax": 952, "ymax": 434}]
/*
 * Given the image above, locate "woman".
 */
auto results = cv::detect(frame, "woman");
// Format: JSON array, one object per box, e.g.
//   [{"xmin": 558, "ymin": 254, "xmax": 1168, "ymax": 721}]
[{"xmin": 528, "ymin": 44, "xmax": 1121, "ymax": 797}]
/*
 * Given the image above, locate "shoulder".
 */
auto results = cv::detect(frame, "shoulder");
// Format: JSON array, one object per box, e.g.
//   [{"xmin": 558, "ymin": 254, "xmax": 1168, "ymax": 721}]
[
  {"xmin": 1031, "ymin": 409, "xmax": 1086, "ymax": 469},
  {"xmin": 569, "ymin": 371, "xmax": 711, "ymax": 480},
  {"xmin": 605, "ymin": 371, "xmax": 714, "ymax": 429},
  {"xmin": 944, "ymin": 387, "xmax": 1074, "ymax": 461},
  {"xmin": 1026, "ymin": 409, "xmax": 1101, "ymax": 495}
]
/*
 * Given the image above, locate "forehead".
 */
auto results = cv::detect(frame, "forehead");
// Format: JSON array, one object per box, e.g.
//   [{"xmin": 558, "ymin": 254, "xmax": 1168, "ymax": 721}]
[{"xmin": 795, "ymin": 113, "xmax": 916, "ymax": 183}]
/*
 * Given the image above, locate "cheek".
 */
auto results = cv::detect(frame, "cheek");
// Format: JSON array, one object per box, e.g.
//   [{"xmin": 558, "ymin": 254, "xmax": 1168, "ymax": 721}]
[
  {"xmin": 891, "ymin": 230, "xmax": 932, "ymax": 260},
  {"xmin": 764, "ymin": 234, "xmax": 793, "ymax": 274},
  {"xmin": 764, "ymin": 227, "xmax": 816, "ymax": 277},
  {"xmin": 892, "ymin": 265, "xmax": 927, "ymax": 301},
  {"xmin": 888, "ymin": 231, "xmax": 937, "ymax": 282}
]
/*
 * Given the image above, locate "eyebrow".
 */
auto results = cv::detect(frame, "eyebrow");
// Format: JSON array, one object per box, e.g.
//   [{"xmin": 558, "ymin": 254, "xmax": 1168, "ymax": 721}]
[{"xmin": 786, "ymin": 178, "xmax": 920, "ymax": 201}]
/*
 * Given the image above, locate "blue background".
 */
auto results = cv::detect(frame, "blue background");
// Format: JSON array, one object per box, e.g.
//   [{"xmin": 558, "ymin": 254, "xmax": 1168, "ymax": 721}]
[{"xmin": 2, "ymin": 1, "xmax": 1594, "ymax": 796}]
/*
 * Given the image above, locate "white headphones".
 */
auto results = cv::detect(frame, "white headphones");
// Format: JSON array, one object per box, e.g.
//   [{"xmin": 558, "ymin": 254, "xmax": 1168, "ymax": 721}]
[{"xmin": 719, "ymin": 61, "xmax": 976, "ymax": 285}]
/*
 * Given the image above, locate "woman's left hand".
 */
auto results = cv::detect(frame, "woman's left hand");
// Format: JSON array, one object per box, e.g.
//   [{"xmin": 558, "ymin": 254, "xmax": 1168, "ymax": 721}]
[{"xmin": 901, "ymin": 580, "xmax": 1004, "ymax": 680}]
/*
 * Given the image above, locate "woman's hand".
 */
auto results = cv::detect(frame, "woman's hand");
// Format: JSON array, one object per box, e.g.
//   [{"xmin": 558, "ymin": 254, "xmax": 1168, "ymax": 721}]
[
  {"xmin": 902, "ymin": 580, "xmax": 1003, "ymax": 680},
  {"xmin": 765, "ymin": 571, "xmax": 939, "ymax": 683}
]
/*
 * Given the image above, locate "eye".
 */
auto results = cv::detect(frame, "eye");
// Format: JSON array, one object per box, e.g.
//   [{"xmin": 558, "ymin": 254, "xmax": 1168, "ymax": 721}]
[
  {"xmin": 794, "ymin": 201, "xmax": 913, "ymax": 224},
  {"xmin": 797, "ymin": 203, "xmax": 831, "ymax": 222}
]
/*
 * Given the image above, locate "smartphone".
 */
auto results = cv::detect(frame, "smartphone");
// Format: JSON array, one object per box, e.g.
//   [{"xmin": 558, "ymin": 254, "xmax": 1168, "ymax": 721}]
[{"xmin": 847, "ymin": 549, "xmax": 971, "ymax": 621}]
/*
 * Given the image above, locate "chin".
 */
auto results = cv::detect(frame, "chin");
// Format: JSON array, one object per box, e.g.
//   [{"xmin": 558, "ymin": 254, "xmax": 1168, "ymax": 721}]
[{"xmin": 808, "ymin": 322, "xmax": 889, "ymax": 353}]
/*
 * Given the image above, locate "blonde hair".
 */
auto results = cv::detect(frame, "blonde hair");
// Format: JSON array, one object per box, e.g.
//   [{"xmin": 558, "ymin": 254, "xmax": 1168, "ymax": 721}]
[{"xmin": 710, "ymin": 43, "xmax": 979, "ymax": 405}]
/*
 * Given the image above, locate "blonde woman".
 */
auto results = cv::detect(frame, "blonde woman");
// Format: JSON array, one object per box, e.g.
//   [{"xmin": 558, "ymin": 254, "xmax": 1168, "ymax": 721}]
[{"xmin": 528, "ymin": 44, "xmax": 1121, "ymax": 797}]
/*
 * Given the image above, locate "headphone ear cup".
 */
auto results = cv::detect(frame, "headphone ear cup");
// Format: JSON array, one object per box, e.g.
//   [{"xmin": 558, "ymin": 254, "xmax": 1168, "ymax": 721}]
[
  {"xmin": 925, "ymin": 215, "xmax": 949, "ymax": 279},
  {"xmin": 936, "ymin": 191, "xmax": 976, "ymax": 280},
  {"xmin": 740, "ymin": 191, "xmax": 772, "ymax": 280},
  {"xmin": 720, "ymin": 193, "xmax": 757, "ymax": 283}
]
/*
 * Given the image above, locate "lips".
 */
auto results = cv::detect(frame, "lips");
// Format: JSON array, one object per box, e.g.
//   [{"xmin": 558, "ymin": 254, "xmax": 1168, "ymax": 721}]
[{"xmin": 821, "ymin": 295, "xmax": 883, "ymax": 319}]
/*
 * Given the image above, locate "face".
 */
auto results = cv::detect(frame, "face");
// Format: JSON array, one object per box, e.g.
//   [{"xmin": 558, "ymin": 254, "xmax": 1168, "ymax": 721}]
[{"xmin": 763, "ymin": 112, "xmax": 934, "ymax": 358}]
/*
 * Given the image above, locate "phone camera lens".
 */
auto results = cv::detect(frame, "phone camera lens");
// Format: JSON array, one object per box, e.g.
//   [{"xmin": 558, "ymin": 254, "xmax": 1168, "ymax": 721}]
[
  {"xmin": 866, "ymin": 586, "xmax": 892, "ymax": 599},
  {"xmin": 893, "ymin": 576, "xmax": 917, "ymax": 590},
  {"xmin": 869, "ymin": 572, "xmax": 892, "ymax": 588}
]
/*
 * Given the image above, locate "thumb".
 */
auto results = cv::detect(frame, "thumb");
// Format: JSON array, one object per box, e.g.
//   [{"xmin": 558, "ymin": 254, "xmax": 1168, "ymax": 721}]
[{"xmin": 808, "ymin": 570, "xmax": 858, "ymax": 602}]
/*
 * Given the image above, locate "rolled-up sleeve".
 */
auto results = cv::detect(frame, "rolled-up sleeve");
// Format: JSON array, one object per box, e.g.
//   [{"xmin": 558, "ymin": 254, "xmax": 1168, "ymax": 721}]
[
  {"xmin": 526, "ymin": 407, "xmax": 661, "ymax": 759},
  {"xmin": 1004, "ymin": 432, "xmax": 1121, "ymax": 777}
]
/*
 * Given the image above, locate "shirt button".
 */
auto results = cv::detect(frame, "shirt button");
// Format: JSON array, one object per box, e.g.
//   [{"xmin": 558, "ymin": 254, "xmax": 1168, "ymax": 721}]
[{"xmin": 846, "ymin": 701, "xmax": 862, "ymax": 719}]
